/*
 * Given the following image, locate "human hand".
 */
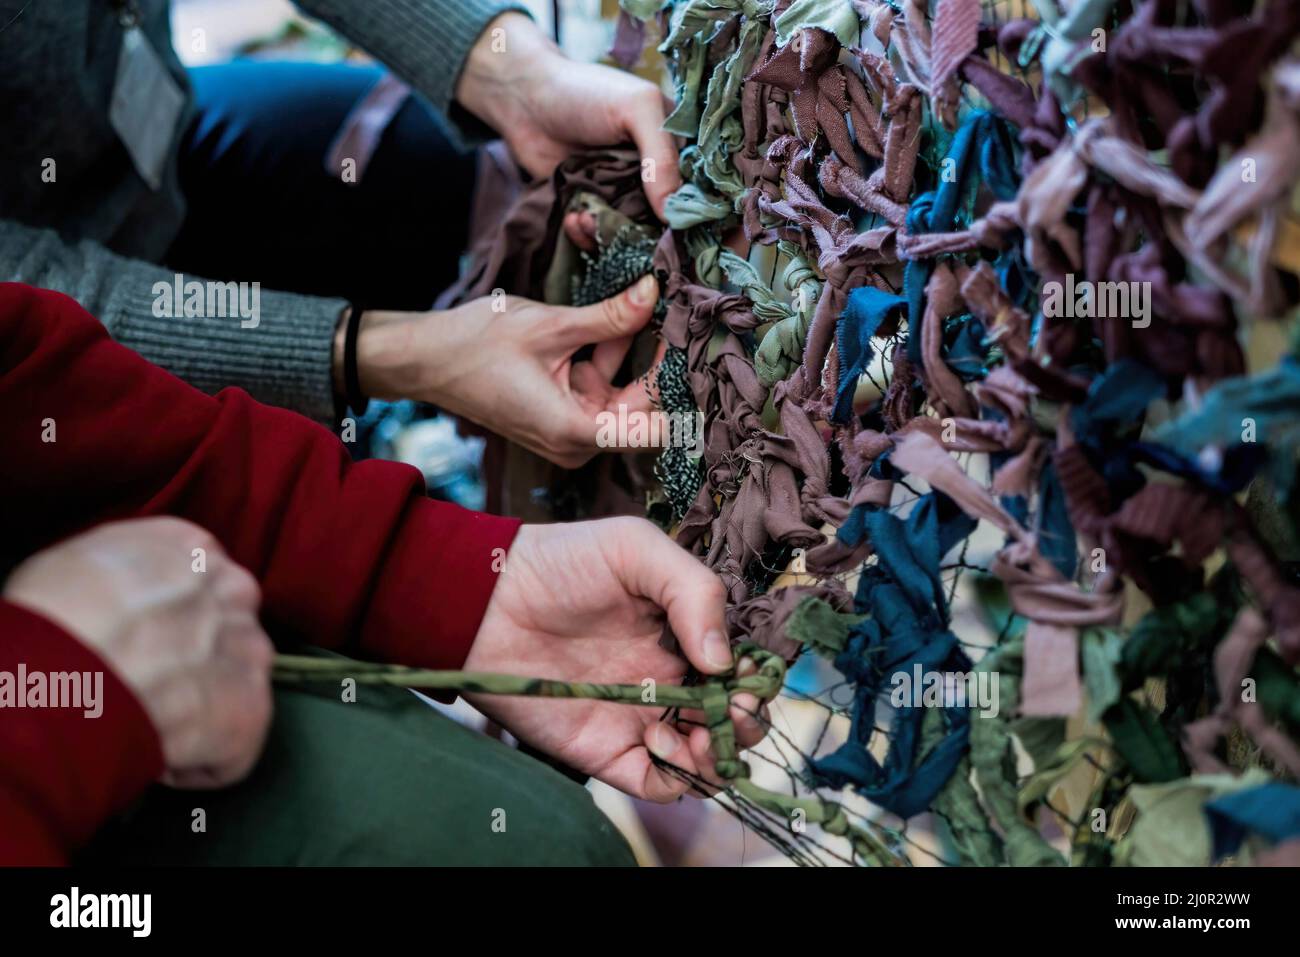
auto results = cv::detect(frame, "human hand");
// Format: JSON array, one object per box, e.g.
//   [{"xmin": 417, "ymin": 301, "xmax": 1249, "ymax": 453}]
[
  {"xmin": 351, "ymin": 273, "xmax": 667, "ymax": 469},
  {"xmin": 454, "ymin": 12, "xmax": 682, "ymax": 219},
  {"xmin": 2, "ymin": 518, "xmax": 274, "ymax": 789},
  {"xmin": 462, "ymin": 519, "xmax": 770, "ymax": 801}
]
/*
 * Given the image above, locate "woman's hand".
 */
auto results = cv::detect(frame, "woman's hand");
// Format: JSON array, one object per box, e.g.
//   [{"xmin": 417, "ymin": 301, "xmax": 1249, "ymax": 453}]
[
  {"xmin": 351, "ymin": 274, "xmax": 666, "ymax": 468},
  {"xmin": 454, "ymin": 12, "xmax": 682, "ymax": 220},
  {"xmin": 462, "ymin": 519, "xmax": 770, "ymax": 801}
]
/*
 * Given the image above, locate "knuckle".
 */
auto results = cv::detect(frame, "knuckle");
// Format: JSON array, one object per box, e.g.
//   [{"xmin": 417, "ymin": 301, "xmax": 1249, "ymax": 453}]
[
  {"xmin": 623, "ymin": 514, "xmax": 653, "ymax": 533},
  {"xmin": 598, "ymin": 296, "xmax": 627, "ymax": 333},
  {"xmin": 182, "ymin": 673, "xmax": 210, "ymax": 721},
  {"xmin": 159, "ymin": 683, "xmax": 207, "ymax": 757},
  {"xmin": 219, "ymin": 686, "xmax": 270, "ymax": 761},
  {"xmin": 611, "ymin": 515, "xmax": 656, "ymax": 542},
  {"xmin": 631, "ymin": 81, "xmax": 664, "ymax": 114},
  {"xmin": 220, "ymin": 752, "xmax": 261, "ymax": 787},
  {"xmin": 219, "ymin": 616, "xmax": 275, "ymax": 672},
  {"xmin": 236, "ymin": 687, "xmax": 273, "ymax": 744},
  {"xmin": 192, "ymin": 528, "xmax": 222, "ymax": 557},
  {"xmin": 162, "ymin": 721, "xmax": 205, "ymax": 770},
  {"xmin": 243, "ymin": 629, "xmax": 275, "ymax": 675},
  {"xmin": 222, "ymin": 561, "xmax": 262, "ymax": 607},
  {"xmin": 145, "ymin": 515, "xmax": 211, "ymax": 545}
]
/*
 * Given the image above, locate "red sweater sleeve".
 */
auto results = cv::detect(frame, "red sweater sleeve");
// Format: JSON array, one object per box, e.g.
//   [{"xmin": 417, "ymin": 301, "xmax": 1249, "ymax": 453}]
[
  {"xmin": 0, "ymin": 283, "xmax": 520, "ymax": 670},
  {"xmin": 0, "ymin": 601, "xmax": 164, "ymax": 865}
]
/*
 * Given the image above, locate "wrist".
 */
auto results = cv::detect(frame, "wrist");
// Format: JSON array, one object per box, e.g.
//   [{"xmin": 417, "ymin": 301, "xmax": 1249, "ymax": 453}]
[
  {"xmin": 455, "ymin": 11, "xmax": 559, "ymax": 133},
  {"xmin": 332, "ymin": 308, "xmax": 424, "ymax": 404}
]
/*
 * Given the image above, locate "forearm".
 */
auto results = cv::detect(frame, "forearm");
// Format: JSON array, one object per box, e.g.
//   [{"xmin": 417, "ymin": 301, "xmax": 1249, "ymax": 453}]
[
  {"xmin": 0, "ymin": 220, "xmax": 345, "ymax": 423},
  {"xmin": 0, "ymin": 283, "xmax": 519, "ymax": 671},
  {"xmin": 293, "ymin": 0, "xmax": 532, "ymax": 142}
]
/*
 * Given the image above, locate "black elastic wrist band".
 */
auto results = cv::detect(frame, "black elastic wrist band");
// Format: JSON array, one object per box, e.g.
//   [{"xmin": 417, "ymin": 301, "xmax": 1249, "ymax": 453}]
[{"xmin": 343, "ymin": 303, "xmax": 369, "ymax": 416}]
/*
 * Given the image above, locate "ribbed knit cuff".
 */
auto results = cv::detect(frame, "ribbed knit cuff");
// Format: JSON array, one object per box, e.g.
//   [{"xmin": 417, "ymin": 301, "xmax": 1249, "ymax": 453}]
[
  {"xmin": 360, "ymin": 498, "xmax": 522, "ymax": 676},
  {"xmin": 296, "ymin": 0, "xmax": 533, "ymax": 145},
  {"xmin": 110, "ymin": 277, "xmax": 345, "ymax": 425},
  {"xmin": 0, "ymin": 601, "xmax": 164, "ymax": 863}
]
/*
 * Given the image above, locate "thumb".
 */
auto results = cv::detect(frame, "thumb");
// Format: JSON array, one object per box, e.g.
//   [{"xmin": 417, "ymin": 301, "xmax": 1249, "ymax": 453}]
[
  {"xmin": 557, "ymin": 274, "xmax": 658, "ymax": 349},
  {"xmin": 613, "ymin": 519, "xmax": 732, "ymax": 676}
]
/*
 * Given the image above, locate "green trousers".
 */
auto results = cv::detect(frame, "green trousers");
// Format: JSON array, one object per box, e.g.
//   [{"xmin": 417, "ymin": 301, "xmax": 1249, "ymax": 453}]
[{"xmin": 82, "ymin": 675, "xmax": 636, "ymax": 867}]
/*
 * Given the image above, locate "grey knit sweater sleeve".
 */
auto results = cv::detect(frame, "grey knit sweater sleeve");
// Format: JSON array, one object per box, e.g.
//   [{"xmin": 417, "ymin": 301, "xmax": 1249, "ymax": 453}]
[
  {"xmin": 0, "ymin": 221, "xmax": 345, "ymax": 423},
  {"xmin": 0, "ymin": 0, "xmax": 530, "ymax": 424},
  {"xmin": 295, "ymin": 0, "xmax": 533, "ymax": 135}
]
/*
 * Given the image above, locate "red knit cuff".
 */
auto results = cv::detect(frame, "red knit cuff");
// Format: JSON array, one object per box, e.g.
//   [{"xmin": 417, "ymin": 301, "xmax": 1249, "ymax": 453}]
[
  {"xmin": 0, "ymin": 601, "xmax": 163, "ymax": 863},
  {"xmin": 358, "ymin": 500, "xmax": 521, "ymax": 673}
]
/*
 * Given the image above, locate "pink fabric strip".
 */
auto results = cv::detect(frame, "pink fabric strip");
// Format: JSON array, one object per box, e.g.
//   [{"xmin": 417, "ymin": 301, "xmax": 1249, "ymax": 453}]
[
  {"xmin": 1021, "ymin": 623, "xmax": 1083, "ymax": 717},
  {"xmin": 324, "ymin": 73, "xmax": 412, "ymax": 184}
]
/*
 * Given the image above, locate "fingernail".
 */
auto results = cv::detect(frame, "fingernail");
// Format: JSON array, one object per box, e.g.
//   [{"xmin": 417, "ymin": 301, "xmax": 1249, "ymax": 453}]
[
  {"xmin": 648, "ymin": 724, "xmax": 680, "ymax": 759},
  {"xmin": 703, "ymin": 629, "xmax": 733, "ymax": 670},
  {"xmin": 628, "ymin": 273, "xmax": 658, "ymax": 306}
]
